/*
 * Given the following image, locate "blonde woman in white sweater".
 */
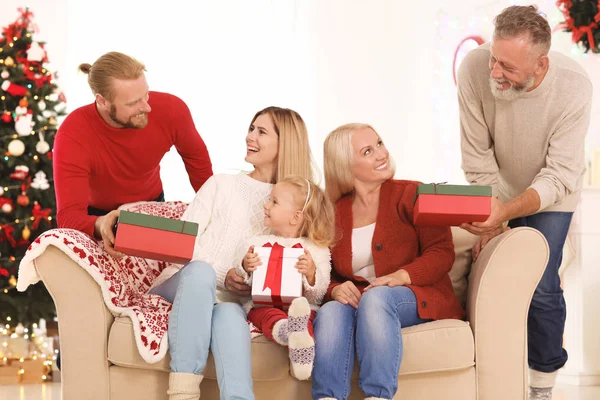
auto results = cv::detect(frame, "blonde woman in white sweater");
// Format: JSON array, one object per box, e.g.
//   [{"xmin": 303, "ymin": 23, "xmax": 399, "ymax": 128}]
[
  {"xmin": 236, "ymin": 176, "xmax": 334, "ymax": 381},
  {"xmin": 149, "ymin": 107, "xmax": 317, "ymax": 400}
]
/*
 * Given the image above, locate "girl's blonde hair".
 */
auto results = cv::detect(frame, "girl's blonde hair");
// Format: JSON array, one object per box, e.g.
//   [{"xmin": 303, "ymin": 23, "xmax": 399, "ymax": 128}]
[
  {"xmin": 279, "ymin": 176, "xmax": 335, "ymax": 248},
  {"xmin": 250, "ymin": 107, "xmax": 318, "ymax": 184},
  {"xmin": 324, "ymin": 123, "xmax": 396, "ymax": 203},
  {"xmin": 79, "ymin": 52, "xmax": 146, "ymax": 101}
]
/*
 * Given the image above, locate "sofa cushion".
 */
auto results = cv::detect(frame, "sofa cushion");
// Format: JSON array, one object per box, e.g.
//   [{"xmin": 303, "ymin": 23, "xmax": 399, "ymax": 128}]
[
  {"xmin": 449, "ymin": 227, "xmax": 479, "ymax": 308},
  {"xmin": 108, "ymin": 317, "xmax": 473, "ymax": 379}
]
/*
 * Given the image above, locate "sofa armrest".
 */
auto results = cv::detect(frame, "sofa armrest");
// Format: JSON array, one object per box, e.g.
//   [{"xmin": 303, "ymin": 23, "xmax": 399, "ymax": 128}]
[
  {"xmin": 34, "ymin": 245, "xmax": 114, "ymax": 400},
  {"xmin": 466, "ymin": 227, "xmax": 548, "ymax": 400}
]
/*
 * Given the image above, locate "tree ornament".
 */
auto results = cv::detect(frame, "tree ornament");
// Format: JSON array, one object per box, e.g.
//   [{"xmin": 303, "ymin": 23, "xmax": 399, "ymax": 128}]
[
  {"xmin": 37, "ymin": 100, "xmax": 46, "ymax": 111},
  {"xmin": 0, "ymin": 69, "xmax": 8, "ymax": 79},
  {"xmin": 21, "ymin": 225, "xmax": 30, "ymax": 241},
  {"xmin": 4, "ymin": 57, "xmax": 14, "ymax": 67},
  {"xmin": 2, "ymin": 203, "xmax": 13, "ymax": 213},
  {"xmin": 36, "ymin": 134, "xmax": 50, "ymax": 154},
  {"xmin": 31, "ymin": 171, "xmax": 49, "ymax": 190},
  {"xmin": 27, "ymin": 42, "xmax": 46, "ymax": 62},
  {"xmin": 1, "ymin": 80, "xmax": 27, "ymax": 97},
  {"xmin": 18, "ymin": 97, "xmax": 29, "ymax": 108},
  {"xmin": 1, "ymin": 111, "xmax": 12, "ymax": 123},
  {"xmin": 7, "ymin": 139, "xmax": 25, "ymax": 156},
  {"xmin": 17, "ymin": 193, "xmax": 30, "ymax": 207},
  {"xmin": 0, "ymin": 187, "xmax": 4, "ymax": 196},
  {"xmin": 10, "ymin": 165, "xmax": 29, "ymax": 180},
  {"xmin": 15, "ymin": 111, "xmax": 33, "ymax": 136}
]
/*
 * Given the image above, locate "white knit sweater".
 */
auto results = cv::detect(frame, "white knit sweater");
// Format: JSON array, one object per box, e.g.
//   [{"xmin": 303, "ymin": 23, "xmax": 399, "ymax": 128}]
[
  {"xmin": 235, "ymin": 234, "xmax": 331, "ymax": 313},
  {"xmin": 152, "ymin": 172, "xmax": 273, "ymax": 303}
]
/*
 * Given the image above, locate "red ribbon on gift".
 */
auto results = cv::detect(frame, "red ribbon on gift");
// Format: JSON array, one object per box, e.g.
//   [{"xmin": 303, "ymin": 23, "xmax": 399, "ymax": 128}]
[
  {"xmin": 32, "ymin": 202, "xmax": 51, "ymax": 230},
  {"xmin": 261, "ymin": 242, "xmax": 303, "ymax": 307}
]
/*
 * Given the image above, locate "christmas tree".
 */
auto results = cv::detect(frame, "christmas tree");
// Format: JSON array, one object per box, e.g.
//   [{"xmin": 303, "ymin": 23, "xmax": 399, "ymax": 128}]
[{"xmin": 0, "ymin": 8, "xmax": 66, "ymax": 327}]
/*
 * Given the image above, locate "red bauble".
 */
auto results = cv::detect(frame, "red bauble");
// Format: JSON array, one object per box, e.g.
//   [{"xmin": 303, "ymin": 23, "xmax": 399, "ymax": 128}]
[
  {"xmin": 1, "ymin": 112, "xmax": 11, "ymax": 123},
  {"xmin": 17, "ymin": 194, "xmax": 30, "ymax": 207}
]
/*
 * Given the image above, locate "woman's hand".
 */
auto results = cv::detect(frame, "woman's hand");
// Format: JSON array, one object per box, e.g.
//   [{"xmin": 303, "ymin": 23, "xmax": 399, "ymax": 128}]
[
  {"xmin": 364, "ymin": 269, "xmax": 411, "ymax": 291},
  {"xmin": 331, "ymin": 281, "xmax": 362, "ymax": 308},
  {"xmin": 242, "ymin": 245, "xmax": 262, "ymax": 273},
  {"xmin": 295, "ymin": 249, "xmax": 316, "ymax": 286},
  {"xmin": 225, "ymin": 267, "xmax": 251, "ymax": 296}
]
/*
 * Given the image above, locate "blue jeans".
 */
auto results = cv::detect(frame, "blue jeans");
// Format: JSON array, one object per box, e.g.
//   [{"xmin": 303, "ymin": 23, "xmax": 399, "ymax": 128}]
[
  {"xmin": 509, "ymin": 211, "xmax": 573, "ymax": 373},
  {"xmin": 149, "ymin": 261, "xmax": 254, "ymax": 400},
  {"xmin": 311, "ymin": 286, "xmax": 427, "ymax": 400}
]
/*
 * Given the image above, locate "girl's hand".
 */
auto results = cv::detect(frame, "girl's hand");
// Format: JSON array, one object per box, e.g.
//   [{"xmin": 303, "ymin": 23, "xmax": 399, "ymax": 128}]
[
  {"xmin": 242, "ymin": 245, "xmax": 262, "ymax": 273},
  {"xmin": 295, "ymin": 249, "xmax": 316, "ymax": 286}
]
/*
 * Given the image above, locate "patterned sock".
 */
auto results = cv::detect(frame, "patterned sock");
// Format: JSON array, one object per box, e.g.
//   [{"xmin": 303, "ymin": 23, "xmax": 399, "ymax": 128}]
[
  {"xmin": 528, "ymin": 387, "xmax": 553, "ymax": 400},
  {"xmin": 272, "ymin": 318, "xmax": 289, "ymax": 346},
  {"xmin": 287, "ymin": 297, "xmax": 314, "ymax": 380}
]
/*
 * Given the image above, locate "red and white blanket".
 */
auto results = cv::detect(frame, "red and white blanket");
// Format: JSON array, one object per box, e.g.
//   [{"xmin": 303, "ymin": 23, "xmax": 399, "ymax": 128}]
[{"xmin": 17, "ymin": 201, "xmax": 262, "ymax": 364}]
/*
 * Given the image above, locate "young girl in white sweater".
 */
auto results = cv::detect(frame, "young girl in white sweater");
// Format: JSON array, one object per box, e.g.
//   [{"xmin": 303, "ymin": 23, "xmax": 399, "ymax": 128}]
[{"xmin": 236, "ymin": 175, "xmax": 335, "ymax": 380}]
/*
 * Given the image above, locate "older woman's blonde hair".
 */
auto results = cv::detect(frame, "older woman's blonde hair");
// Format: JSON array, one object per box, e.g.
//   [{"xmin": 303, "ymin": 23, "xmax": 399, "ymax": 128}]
[
  {"xmin": 250, "ymin": 107, "xmax": 318, "ymax": 184},
  {"xmin": 324, "ymin": 123, "xmax": 396, "ymax": 203}
]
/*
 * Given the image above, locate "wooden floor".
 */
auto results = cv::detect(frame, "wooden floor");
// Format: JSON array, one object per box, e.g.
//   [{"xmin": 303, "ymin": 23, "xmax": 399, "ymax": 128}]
[{"xmin": 0, "ymin": 382, "xmax": 599, "ymax": 399}]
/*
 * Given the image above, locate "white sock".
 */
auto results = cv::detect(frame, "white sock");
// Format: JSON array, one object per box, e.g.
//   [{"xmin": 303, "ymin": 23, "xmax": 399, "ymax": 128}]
[
  {"xmin": 167, "ymin": 372, "xmax": 203, "ymax": 400},
  {"xmin": 272, "ymin": 319, "xmax": 288, "ymax": 346},
  {"xmin": 529, "ymin": 369, "xmax": 558, "ymax": 389}
]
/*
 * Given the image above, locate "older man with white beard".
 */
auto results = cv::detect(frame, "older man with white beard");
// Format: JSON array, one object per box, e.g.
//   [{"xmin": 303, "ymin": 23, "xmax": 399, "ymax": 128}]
[{"xmin": 456, "ymin": 5, "xmax": 592, "ymax": 400}]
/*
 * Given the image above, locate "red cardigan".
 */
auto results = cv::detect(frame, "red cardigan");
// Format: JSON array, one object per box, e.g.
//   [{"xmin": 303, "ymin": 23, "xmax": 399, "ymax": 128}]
[{"xmin": 327, "ymin": 179, "xmax": 465, "ymax": 321}]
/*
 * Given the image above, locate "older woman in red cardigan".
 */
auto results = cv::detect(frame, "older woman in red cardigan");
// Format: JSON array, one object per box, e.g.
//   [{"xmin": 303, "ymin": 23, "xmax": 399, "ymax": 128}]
[{"xmin": 311, "ymin": 123, "xmax": 464, "ymax": 400}]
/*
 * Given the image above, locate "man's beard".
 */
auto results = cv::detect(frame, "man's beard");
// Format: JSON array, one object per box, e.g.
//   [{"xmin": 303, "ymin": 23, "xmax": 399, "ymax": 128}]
[
  {"xmin": 109, "ymin": 104, "xmax": 148, "ymax": 129},
  {"xmin": 489, "ymin": 76, "xmax": 535, "ymax": 101}
]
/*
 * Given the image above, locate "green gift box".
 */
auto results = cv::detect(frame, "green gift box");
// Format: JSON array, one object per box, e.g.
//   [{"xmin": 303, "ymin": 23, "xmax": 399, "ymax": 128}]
[
  {"xmin": 114, "ymin": 211, "xmax": 198, "ymax": 264},
  {"xmin": 413, "ymin": 183, "xmax": 492, "ymax": 226}
]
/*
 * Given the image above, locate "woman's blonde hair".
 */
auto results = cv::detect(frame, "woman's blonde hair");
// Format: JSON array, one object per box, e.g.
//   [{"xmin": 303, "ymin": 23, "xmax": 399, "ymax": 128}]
[
  {"xmin": 279, "ymin": 176, "xmax": 335, "ymax": 248},
  {"xmin": 324, "ymin": 123, "xmax": 396, "ymax": 203},
  {"xmin": 78, "ymin": 52, "xmax": 146, "ymax": 100},
  {"xmin": 250, "ymin": 107, "xmax": 317, "ymax": 184}
]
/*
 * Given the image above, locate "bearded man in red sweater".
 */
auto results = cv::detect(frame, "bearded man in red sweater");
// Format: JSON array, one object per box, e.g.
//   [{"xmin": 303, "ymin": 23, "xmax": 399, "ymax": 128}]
[{"xmin": 53, "ymin": 51, "xmax": 213, "ymax": 257}]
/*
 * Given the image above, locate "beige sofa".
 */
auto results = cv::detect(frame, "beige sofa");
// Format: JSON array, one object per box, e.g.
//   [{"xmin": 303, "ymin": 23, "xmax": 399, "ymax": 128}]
[{"xmin": 36, "ymin": 227, "xmax": 548, "ymax": 400}]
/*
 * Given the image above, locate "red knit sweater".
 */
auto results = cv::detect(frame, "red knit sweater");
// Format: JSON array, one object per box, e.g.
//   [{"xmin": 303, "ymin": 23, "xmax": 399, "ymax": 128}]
[
  {"xmin": 327, "ymin": 179, "xmax": 465, "ymax": 321},
  {"xmin": 54, "ymin": 91, "xmax": 213, "ymax": 237}
]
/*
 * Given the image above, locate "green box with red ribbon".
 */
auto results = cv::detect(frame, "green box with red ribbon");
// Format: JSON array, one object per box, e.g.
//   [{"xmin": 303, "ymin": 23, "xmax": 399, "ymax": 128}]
[
  {"xmin": 113, "ymin": 211, "xmax": 198, "ymax": 264},
  {"xmin": 413, "ymin": 183, "xmax": 492, "ymax": 226},
  {"xmin": 251, "ymin": 242, "xmax": 304, "ymax": 308}
]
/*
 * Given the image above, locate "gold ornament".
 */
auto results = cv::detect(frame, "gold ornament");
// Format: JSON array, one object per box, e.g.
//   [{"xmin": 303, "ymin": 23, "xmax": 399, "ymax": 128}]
[
  {"xmin": 5, "ymin": 57, "xmax": 14, "ymax": 67},
  {"xmin": 21, "ymin": 226, "xmax": 30, "ymax": 240},
  {"xmin": 8, "ymin": 276, "xmax": 17, "ymax": 287}
]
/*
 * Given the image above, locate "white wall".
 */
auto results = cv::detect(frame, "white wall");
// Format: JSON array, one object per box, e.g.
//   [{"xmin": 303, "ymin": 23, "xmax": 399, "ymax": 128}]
[{"xmin": 2, "ymin": 0, "xmax": 599, "ymax": 202}]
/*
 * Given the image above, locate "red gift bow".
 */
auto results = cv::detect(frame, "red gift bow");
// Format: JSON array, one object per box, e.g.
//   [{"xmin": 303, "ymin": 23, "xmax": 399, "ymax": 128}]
[
  {"xmin": 261, "ymin": 242, "xmax": 303, "ymax": 307},
  {"xmin": 0, "ymin": 225, "xmax": 16, "ymax": 248},
  {"xmin": 32, "ymin": 202, "xmax": 51, "ymax": 230}
]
